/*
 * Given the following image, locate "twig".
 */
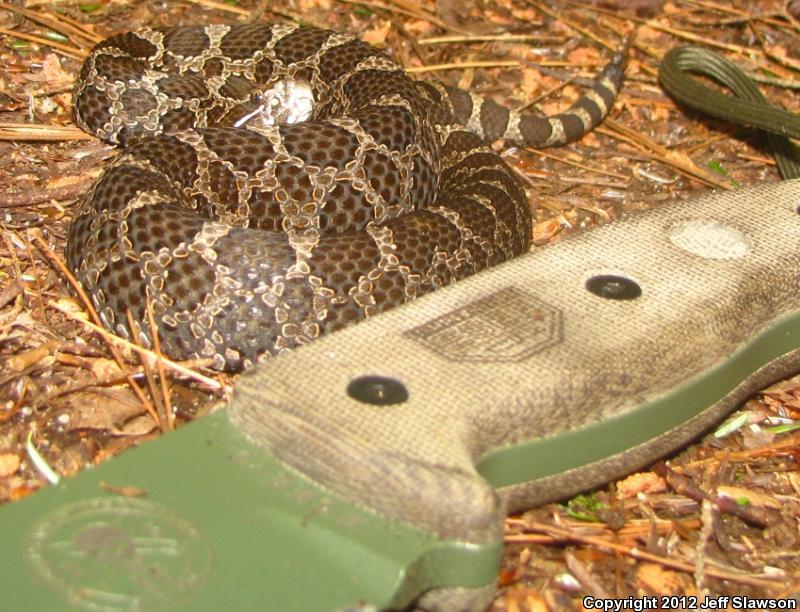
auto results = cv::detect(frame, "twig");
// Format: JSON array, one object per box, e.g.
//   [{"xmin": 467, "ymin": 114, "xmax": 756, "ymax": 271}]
[
  {"xmin": 0, "ymin": 1, "xmax": 102, "ymax": 47},
  {"xmin": 0, "ymin": 123, "xmax": 93, "ymax": 142},
  {"xmin": 598, "ymin": 118, "xmax": 732, "ymax": 190},
  {"xmin": 21, "ymin": 232, "xmax": 48, "ymax": 325},
  {"xmin": 737, "ymin": 152, "xmax": 777, "ymax": 166},
  {"xmin": 684, "ymin": 0, "xmax": 748, "ymax": 17},
  {"xmin": 679, "ymin": 432, "xmax": 800, "ymax": 467},
  {"xmin": 51, "ymin": 9, "xmax": 100, "ymax": 39},
  {"xmin": 388, "ymin": 16, "xmax": 430, "ymax": 66},
  {"xmin": 418, "ymin": 33, "xmax": 560, "ymax": 45},
  {"xmin": 0, "ymin": 379, "xmax": 28, "ymax": 423},
  {"xmin": 522, "ymin": 148, "xmax": 630, "ymax": 181},
  {"xmin": 147, "ymin": 299, "xmax": 175, "ymax": 430},
  {"xmin": 51, "ymin": 302, "xmax": 223, "ymax": 390},
  {"xmin": 406, "ymin": 60, "xmax": 522, "ymax": 74},
  {"xmin": 183, "ymin": 0, "xmax": 251, "ymax": 16},
  {"xmin": 126, "ymin": 310, "xmax": 166, "ymax": 431},
  {"xmin": 4, "ymin": 340, "xmax": 60, "ymax": 373},
  {"xmin": 26, "ymin": 429, "xmax": 60, "ymax": 485},
  {"xmin": 29, "ymin": 231, "xmax": 218, "ymax": 430},
  {"xmin": 780, "ymin": 2, "xmax": 800, "ymax": 34},
  {"xmin": 562, "ymin": 0, "xmax": 648, "ymax": 26},
  {"xmin": 506, "ymin": 516, "xmax": 703, "ymax": 539},
  {"xmin": 0, "ymin": 175, "xmax": 101, "ymax": 208},
  {"xmin": 525, "ymin": 0, "xmax": 617, "ymax": 52},
  {"xmin": 696, "ymin": 500, "xmax": 714, "ymax": 595},
  {"xmin": 405, "ymin": 58, "xmax": 610, "ymax": 75},
  {"xmin": 383, "ymin": 0, "xmax": 435, "ymax": 19},
  {"xmin": 644, "ymin": 20, "xmax": 762, "ymax": 55},
  {"xmin": 334, "ymin": 0, "xmax": 468, "ymax": 34},
  {"xmin": 518, "ymin": 74, "xmax": 577, "ymax": 111},
  {"xmin": 682, "ymin": 127, "xmax": 749, "ymax": 155},
  {"xmin": 0, "ymin": 280, "xmax": 24, "ymax": 309},
  {"xmin": 34, "ymin": 358, "xmax": 215, "ymax": 406},
  {"xmin": 749, "ymin": 22, "xmax": 800, "ymax": 72},
  {"xmin": 0, "ymin": 26, "xmax": 86, "ymax": 59},
  {"xmin": 521, "ymin": 520, "xmax": 784, "ymax": 589}
]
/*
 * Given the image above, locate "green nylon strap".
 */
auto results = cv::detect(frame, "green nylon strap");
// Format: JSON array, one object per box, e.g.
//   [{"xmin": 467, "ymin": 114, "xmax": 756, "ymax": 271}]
[{"xmin": 658, "ymin": 45, "xmax": 800, "ymax": 179}]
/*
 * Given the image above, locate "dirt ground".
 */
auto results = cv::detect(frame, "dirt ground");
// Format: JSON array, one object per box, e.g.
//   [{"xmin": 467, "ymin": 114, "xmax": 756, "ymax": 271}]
[{"xmin": 1, "ymin": 0, "xmax": 799, "ymax": 609}]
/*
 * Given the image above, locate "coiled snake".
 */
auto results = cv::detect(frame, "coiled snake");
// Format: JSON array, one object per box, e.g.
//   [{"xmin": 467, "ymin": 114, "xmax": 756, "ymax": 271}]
[{"xmin": 67, "ymin": 23, "xmax": 626, "ymax": 370}]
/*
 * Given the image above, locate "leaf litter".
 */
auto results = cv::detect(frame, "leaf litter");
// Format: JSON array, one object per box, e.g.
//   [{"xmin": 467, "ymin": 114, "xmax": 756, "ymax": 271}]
[{"xmin": 0, "ymin": 0, "xmax": 798, "ymax": 608}]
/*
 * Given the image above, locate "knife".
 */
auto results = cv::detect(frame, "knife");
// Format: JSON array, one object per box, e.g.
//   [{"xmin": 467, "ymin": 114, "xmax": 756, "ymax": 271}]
[{"xmin": 3, "ymin": 179, "xmax": 800, "ymax": 610}]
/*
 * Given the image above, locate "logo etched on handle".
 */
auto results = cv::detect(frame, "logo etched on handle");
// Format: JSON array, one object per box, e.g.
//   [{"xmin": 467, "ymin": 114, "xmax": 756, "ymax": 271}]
[
  {"xmin": 405, "ymin": 286, "xmax": 563, "ymax": 362},
  {"xmin": 26, "ymin": 497, "xmax": 211, "ymax": 610}
]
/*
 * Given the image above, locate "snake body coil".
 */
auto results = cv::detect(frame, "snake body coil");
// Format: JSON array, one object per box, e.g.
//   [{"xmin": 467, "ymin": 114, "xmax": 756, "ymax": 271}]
[{"xmin": 68, "ymin": 24, "xmax": 625, "ymax": 370}]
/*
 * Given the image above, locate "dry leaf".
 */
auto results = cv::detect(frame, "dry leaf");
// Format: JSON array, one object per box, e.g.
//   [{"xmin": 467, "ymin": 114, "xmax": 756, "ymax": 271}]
[
  {"xmin": 532, "ymin": 218, "xmax": 564, "ymax": 244},
  {"xmin": 52, "ymin": 296, "xmax": 86, "ymax": 316},
  {"xmin": 581, "ymin": 132, "xmax": 600, "ymax": 148},
  {"xmin": 24, "ymin": 53, "xmax": 72, "ymax": 87},
  {"xmin": 0, "ymin": 453, "xmax": 21, "ymax": 478},
  {"xmin": 501, "ymin": 584, "xmax": 548, "ymax": 611},
  {"xmin": 117, "ymin": 413, "xmax": 157, "ymax": 437},
  {"xmin": 717, "ymin": 485, "xmax": 783, "ymax": 510},
  {"xmin": 616, "ymin": 471, "xmax": 668, "ymax": 499},
  {"xmin": 510, "ymin": 6, "xmax": 537, "ymax": 22},
  {"xmin": 91, "ymin": 357, "xmax": 124, "ymax": 379},
  {"xmin": 403, "ymin": 19, "xmax": 433, "ymax": 37},
  {"xmin": 663, "ymin": 149, "xmax": 697, "ymax": 168},
  {"xmin": 636, "ymin": 562, "xmax": 683, "ymax": 595},
  {"xmin": 47, "ymin": 172, "xmax": 102, "ymax": 190},
  {"xmin": 766, "ymin": 45, "xmax": 788, "ymax": 60},
  {"xmin": 635, "ymin": 25, "xmax": 665, "ymax": 44},
  {"xmin": 65, "ymin": 388, "xmax": 146, "ymax": 432},
  {"xmin": 567, "ymin": 47, "xmax": 600, "ymax": 65},
  {"xmin": 361, "ymin": 21, "xmax": 392, "ymax": 47},
  {"xmin": 652, "ymin": 105, "xmax": 670, "ymax": 122},
  {"xmin": 519, "ymin": 68, "xmax": 543, "ymax": 99}
]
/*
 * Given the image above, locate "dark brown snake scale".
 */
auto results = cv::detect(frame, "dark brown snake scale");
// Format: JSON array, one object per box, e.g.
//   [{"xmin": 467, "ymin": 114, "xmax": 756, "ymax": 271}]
[{"xmin": 67, "ymin": 23, "xmax": 625, "ymax": 370}]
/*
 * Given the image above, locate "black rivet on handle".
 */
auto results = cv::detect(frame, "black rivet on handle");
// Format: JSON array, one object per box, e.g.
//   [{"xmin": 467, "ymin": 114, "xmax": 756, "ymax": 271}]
[
  {"xmin": 586, "ymin": 274, "xmax": 641, "ymax": 300},
  {"xmin": 347, "ymin": 375, "xmax": 408, "ymax": 406}
]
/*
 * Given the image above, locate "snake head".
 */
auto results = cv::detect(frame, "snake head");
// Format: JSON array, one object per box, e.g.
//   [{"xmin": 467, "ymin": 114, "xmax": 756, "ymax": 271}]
[{"xmin": 232, "ymin": 79, "xmax": 315, "ymax": 128}]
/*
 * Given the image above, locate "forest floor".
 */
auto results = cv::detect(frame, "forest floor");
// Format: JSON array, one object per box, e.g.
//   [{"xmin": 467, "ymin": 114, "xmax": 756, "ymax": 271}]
[{"xmin": 1, "ymin": 0, "xmax": 799, "ymax": 609}]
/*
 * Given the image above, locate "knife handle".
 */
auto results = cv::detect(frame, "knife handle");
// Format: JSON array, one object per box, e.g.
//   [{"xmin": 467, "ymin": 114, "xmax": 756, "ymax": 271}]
[{"xmin": 230, "ymin": 180, "xmax": 800, "ymax": 547}]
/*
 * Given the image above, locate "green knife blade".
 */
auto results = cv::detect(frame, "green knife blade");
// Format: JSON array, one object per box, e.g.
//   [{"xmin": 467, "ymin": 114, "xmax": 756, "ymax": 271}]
[
  {"xmin": 2, "ymin": 410, "xmax": 500, "ymax": 611},
  {"xmin": 3, "ymin": 179, "xmax": 800, "ymax": 610}
]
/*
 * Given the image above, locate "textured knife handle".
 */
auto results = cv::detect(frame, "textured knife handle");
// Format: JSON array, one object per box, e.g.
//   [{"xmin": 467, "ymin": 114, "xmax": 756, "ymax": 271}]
[{"xmin": 229, "ymin": 180, "xmax": 800, "ymax": 545}]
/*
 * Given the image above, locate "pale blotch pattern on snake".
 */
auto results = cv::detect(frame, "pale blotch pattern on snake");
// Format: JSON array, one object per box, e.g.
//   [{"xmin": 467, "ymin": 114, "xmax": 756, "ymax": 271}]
[{"xmin": 67, "ymin": 23, "xmax": 625, "ymax": 370}]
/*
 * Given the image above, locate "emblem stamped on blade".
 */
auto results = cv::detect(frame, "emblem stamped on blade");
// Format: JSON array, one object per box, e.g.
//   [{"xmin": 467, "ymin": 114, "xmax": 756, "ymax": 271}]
[
  {"xmin": 405, "ymin": 286, "xmax": 563, "ymax": 362},
  {"xmin": 26, "ymin": 497, "xmax": 211, "ymax": 610}
]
